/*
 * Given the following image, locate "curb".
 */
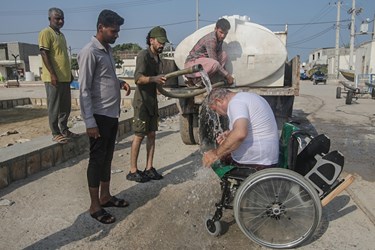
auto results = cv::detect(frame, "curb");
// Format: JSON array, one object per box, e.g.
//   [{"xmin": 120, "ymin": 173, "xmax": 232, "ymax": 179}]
[{"xmin": 0, "ymin": 100, "xmax": 179, "ymax": 189}]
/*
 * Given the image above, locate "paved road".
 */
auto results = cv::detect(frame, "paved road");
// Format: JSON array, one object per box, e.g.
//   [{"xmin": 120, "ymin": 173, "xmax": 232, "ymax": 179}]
[{"xmin": 0, "ymin": 79, "xmax": 374, "ymax": 249}]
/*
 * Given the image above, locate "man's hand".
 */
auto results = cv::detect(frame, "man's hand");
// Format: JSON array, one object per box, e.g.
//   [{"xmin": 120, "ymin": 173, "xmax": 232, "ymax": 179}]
[
  {"xmin": 50, "ymin": 74, "xmax": 58, "ymax": 87},
  {"xmin": 202, "ymin": 150, "xmax": 219, "ymax": 168},
  {"xmin": 216, "ymin": 130, "xmax": 230, "ymax": 145},
  {"xmin": 152, "ymin": 74, "xmax": 167, "ymax": 85},
  {"xmin": 122, "ymin": 82, "xmax": 131, "ymax": 96},
  {"xmin": 86, "ymin": 127, "xmax": 100, "ymax": 139},
  {"xmin": 225, "ymin": 74, "xmax": 235, "ymax": 85}
]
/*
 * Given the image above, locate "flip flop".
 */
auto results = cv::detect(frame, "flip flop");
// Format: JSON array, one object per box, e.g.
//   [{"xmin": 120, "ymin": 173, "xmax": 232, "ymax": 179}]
[
  {"xmin": 102, "ymin": 196, "xmax": 129, "ymax": 208},
  {"xmin": 90, "ymin": 209, "xmax": 116, "ymax": 224}
]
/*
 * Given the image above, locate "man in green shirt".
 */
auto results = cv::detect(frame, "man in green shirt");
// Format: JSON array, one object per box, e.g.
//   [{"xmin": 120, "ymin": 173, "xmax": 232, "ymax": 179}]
[
  {"xmin": 127, "ymin": 26, "xmax": 169, "ymax": 182},
  {"xmin": 39, "ymin": 7, "xmax": 77, "ymax": 144}
]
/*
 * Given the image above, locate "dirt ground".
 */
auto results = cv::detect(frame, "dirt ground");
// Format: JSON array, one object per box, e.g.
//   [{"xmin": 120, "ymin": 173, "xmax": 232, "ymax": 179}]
[
  {"xmin": 0, "ymin": 105, "xmax": 82, "ymax": 148},
  {"xmin": 1, "ymin": 81, "xmax": 375, "ymax": 249}
]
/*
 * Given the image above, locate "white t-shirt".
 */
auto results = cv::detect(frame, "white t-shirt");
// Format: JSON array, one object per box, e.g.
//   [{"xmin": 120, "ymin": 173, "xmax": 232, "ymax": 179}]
[{"xmin": 228, "ymin": 92, "xmax": 279, "ymax": 165}]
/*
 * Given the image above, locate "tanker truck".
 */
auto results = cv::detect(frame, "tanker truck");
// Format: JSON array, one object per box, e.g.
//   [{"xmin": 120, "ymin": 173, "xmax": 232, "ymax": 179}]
[{"xmin": 159, "ymin": 15, "xmax": 300, "ymax": 148}]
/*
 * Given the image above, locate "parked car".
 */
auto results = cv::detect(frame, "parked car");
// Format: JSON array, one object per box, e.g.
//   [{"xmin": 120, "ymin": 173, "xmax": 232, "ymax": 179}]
[
  {"xmin": 311, "ymin": 71, "xmax": 327, "ymax": 85},
  {"xmin": 300, "ymin": 72, "xmax": 309, "ymax": 80}
]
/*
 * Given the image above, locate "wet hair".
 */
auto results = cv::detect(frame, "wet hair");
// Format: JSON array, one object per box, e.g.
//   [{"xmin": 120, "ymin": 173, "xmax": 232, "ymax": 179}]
[
  {"xmin": 97, "ymin": 9, "xmax": 124, "ymax": 31},
  {"xmin": 207, "ymin": 88, "xmax": 231, "ymax": 106},
  {"xmin": 48, "ymin": 7, "xmax": 64, "ymax": 19},
  {"xmin": 216, "ymin": 18, "xmax": 230, "ymax": 31}
]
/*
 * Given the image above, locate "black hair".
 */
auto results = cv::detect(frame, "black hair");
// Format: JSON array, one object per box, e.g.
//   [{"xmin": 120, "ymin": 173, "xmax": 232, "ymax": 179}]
[
  {"xmin": 97, "ymin": 9, "xmax": 124, "ymax": 31},
  {"xmin": 216, "ymin": 18, "xmax": 230, "ymax": 31},
  {"xmin": 146, "ymin": 31, "xmax": 151, "ymax": 46}
]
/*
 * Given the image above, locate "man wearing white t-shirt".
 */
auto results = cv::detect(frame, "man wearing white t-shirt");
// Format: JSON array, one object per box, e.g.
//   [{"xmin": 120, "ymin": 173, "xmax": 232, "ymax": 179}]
[{"xmin": 202, "ymin": 88, "xmax": 279, "ymax": 169}]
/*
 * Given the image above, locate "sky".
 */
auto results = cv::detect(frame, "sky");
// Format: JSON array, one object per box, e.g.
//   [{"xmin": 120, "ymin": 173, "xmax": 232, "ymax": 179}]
[{"xmin": 0, "ymin": 0, "xmax": 374, "ymax": 62}]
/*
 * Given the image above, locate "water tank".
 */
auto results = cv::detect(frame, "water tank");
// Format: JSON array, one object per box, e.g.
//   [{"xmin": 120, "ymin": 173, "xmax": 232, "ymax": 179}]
[
  {"xmin": 25, "ymin": 72, "xmax": 35, "ymax": 81},
  {"xmin": 174, "ymin": 15, "xmax": 287, "ymax": 87}
]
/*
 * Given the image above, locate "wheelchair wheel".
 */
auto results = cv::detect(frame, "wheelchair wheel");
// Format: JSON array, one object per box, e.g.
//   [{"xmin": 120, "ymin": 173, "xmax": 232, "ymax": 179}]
[
  {"xmin": 233, "ymin": 168, "xmax": 322, "ymax": 249},
  {"xmin": 205, "ymin": 215, "xmax": 222, "ymax": 236}
]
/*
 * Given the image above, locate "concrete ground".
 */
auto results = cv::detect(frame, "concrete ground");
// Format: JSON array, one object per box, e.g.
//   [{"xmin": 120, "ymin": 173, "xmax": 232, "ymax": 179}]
[{"xmin": 0, "ymin": 79, "xmax": 374, "ymax": 249}]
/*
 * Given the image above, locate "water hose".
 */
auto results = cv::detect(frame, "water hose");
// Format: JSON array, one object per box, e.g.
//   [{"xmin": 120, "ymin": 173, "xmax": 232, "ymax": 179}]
[{"xmin": 156, "ymin": 64, "xmax": 226, "ymax": 98}]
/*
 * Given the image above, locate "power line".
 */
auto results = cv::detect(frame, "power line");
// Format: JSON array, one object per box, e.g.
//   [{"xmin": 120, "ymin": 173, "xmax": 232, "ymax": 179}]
[
  {"xmin": 287, "ymin": 26, "xmax": 335, "ymax": 46},
  {"xmin": 0, "ymin": 20, "xmax": 196, "ymax": 36},
  {"xmin": 0, "ymin": 0, "xmax": 175, "ymax": 16}
]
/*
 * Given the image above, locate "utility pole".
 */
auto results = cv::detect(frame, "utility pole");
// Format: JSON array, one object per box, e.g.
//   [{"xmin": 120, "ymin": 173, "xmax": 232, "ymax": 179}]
[
  {"xmin": 349, "ymin": 0, "xmax": 356, "ymax": 70},
  {"xmin": 335, "ymin": 1, "xmax": 341, "ymax": 79},
  {"xmin": 196, "ymin": 0, "xmax": 199, "ymax": 30}
]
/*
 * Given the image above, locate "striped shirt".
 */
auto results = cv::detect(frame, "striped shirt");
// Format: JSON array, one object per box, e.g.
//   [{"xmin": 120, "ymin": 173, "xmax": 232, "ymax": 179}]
[{"xmin": 185, "ymin": 31, "xmax": 227, "ymax": 76}]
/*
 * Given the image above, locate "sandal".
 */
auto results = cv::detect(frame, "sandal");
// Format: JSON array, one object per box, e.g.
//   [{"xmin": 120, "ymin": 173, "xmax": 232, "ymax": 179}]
[
  {"xmin": 90, "ymin": 209, "xmax": 116, "ymax": 224},
  {"xmin": 102, "ymin": 196, "xmax": 129, "ymax": 208},
  {"xmin": 52, "ymin": 134, "xmax": 68, "ymax": 144}
]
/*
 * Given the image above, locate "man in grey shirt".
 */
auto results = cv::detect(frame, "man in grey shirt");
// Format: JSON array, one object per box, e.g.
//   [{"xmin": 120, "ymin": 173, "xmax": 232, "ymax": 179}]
[{"xmin": 78, "ymin": 9, "xmax": 131, "ymax": 224}]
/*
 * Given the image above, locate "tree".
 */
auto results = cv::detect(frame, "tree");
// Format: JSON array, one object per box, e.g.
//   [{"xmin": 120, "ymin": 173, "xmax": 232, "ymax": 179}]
[
  {"xmin": 113, "ymin": 43, "xmax": 142, "ymax": 52},
  {"xmin": 113, "ymin": 55, "xmax": 124, "ymax": 68}
]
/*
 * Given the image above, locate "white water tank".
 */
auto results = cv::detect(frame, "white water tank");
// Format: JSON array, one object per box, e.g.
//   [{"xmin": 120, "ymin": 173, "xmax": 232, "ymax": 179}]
[
  {"xmin": 174, "ymin": 15, "xmax": 288, "ymax": 87},
  {"xmin": 25, "ymin": 72, "xmax": 35, "ymax": 81}
]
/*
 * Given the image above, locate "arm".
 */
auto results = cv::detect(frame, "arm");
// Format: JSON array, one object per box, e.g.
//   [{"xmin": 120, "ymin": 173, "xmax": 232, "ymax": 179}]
[
  {"xmin": 78, "ymin": 50, "xmax": 100, "ymax": 138},
  {"xmin": 134, "ymin": 50, "xmax": 166, "ymax": 85},
  {"xmin": 120, "ymin": 80, "xmax": 131, "ymax": 96},
  {"xmin": 203, "ymin": 118, "xmax": 248, "ymax": 167},
  {"xmin": 136, "ymin": 74, "xmax": 166, "ymax": 85},
  {"xmin": 40, "ymin": 49, "xmax": 58, "ymax": 86}
]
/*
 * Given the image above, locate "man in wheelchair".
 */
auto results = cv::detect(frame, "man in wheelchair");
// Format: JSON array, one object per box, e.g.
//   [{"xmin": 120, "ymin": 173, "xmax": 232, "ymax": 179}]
[
  {"xmin": 201, "ymin": 88, "xmax": 354, "ymax": 248},
  {"xmin": 202, "ymin": 88, "xmax": 279, "ymax": 171}
]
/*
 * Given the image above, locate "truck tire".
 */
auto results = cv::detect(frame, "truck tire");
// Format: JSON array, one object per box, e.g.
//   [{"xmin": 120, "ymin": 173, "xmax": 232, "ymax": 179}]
[
  {"xmin": 336, "ymin": 87, "xmax": 341, "ymax": 99},
  {"xmin": 346, "ymin": 90, "xmax": 353, "ymax": 104},
  {"xmin": 180, "ymin": 114, "xmax": 197, "ymax": 145}
]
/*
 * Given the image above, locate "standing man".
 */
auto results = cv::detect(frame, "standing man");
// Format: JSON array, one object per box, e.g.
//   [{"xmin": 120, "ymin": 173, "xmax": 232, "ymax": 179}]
[
  {"xmin": 202, "ymin": 88, "xmax": 279, "ymax": 170},
  {"xmin": 184, "ymin": 18, "xmax": 234, "ymax": 87},
  {"xmin": 39, "ymin": 7, "xmax": 77, "ymax": 144},
  {"xmin": 126, "ymin": 26, "xmax": 168, "ymax": 183},
  {"xmin": 79, "ymin": 9, "xmax": 131, "ymax": 224}
]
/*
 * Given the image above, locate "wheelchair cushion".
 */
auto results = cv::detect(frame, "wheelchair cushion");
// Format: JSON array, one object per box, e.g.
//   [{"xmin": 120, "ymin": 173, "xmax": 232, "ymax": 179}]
[{"xmin": 224, "ymin": 167, "xmax": 257, "ymax": 180}]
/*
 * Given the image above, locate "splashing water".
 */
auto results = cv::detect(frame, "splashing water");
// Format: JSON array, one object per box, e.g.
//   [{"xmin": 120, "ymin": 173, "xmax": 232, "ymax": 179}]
[{"xmin": 199, "ymin": 70, "xmax": 212, "ymax": 93}]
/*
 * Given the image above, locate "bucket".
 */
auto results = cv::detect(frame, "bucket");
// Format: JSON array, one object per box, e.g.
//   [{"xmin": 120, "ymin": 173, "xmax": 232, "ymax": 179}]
[{"xmin": 25, "ymin": 72, "xmax": 35, "ymax": 81}]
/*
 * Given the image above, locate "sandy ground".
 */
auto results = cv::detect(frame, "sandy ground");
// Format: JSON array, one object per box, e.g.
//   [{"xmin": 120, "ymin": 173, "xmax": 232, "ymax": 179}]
[{"xmin": 0, "ymin": 81, "xmax": 375, "ymax": 249}]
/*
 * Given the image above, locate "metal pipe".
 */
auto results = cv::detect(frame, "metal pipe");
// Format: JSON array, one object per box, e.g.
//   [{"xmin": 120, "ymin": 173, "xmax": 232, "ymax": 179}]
[
  {"xmin": 164, "ymin": 64, "xmax": 203, "ymax": 80},
  {"xmin": 157, "ymin": 81, "xmax": 225, "ymax": 99}
]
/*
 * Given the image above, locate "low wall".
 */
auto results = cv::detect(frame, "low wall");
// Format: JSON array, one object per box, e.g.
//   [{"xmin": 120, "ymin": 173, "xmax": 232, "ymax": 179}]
[{"xmin": 0, "ymin": 100, "xmax": 179, "ymax": 189}]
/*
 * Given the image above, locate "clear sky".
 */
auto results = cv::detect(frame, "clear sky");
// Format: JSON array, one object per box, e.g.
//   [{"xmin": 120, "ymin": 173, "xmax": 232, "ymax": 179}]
[{"xmin": 0, "ymin": 0, "xmax": 374, "ymax": 62}]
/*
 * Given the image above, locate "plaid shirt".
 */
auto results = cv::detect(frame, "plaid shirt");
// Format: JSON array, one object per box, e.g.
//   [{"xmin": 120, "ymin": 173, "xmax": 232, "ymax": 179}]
[{"xmin": 185, "ymin": 31, "xmax": 228, "ymax": 76}]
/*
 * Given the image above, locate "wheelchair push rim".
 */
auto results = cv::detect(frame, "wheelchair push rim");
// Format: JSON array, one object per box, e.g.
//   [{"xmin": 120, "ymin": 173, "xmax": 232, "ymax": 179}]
[{"xmin": 233, "ymin": 168, "xmax": 322, "ymax": 249}]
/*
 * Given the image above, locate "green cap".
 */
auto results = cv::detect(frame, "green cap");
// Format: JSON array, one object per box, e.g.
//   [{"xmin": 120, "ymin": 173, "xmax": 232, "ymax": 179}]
[{"xmin": 150, "ymin": 26, "xmax": 169, "ymax": 44}]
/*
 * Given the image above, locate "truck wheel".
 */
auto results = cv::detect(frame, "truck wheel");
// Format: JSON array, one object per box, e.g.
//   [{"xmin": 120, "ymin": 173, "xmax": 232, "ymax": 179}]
[
  {"xmin": 346, "ymin": 90, "xmax": 353, "ymax": 104},
  {"xmin": 180, "ymin": 114, "xmax": 197, "ymax": 145},
  {"xmin": 336, "ymin": 87, "xmax": 341, "ymax": 99}
]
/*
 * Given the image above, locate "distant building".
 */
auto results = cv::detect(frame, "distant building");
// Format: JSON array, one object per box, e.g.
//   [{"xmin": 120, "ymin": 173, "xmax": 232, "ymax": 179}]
[
  {"xmin": 0, "ymin": 42, "xmax": 40, "ymax": 81},
  {"xmin": 307, "ymin": 38, "xmax": 375, "ymax": 79}
]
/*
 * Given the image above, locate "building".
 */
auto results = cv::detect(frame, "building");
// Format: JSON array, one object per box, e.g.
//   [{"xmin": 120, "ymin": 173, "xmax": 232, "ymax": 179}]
[
  {"xmin": 307, "ymin": 36, "xmax": 375, "ymax": 79},
  {"xmin": 0, "ymin": 42, "xmax": 40, "ymax": 81}
]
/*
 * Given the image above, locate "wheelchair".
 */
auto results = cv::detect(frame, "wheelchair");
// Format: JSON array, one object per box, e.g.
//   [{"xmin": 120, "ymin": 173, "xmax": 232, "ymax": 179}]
[{"xmin": 205, "ymin": 122, "xmax": 354, "ymax": 249}]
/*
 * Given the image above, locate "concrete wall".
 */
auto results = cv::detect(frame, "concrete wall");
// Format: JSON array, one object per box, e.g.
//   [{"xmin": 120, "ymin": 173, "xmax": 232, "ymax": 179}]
[{"xmin": 0, "ymin": 100, "xmax": 179, "ymax": 189}]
